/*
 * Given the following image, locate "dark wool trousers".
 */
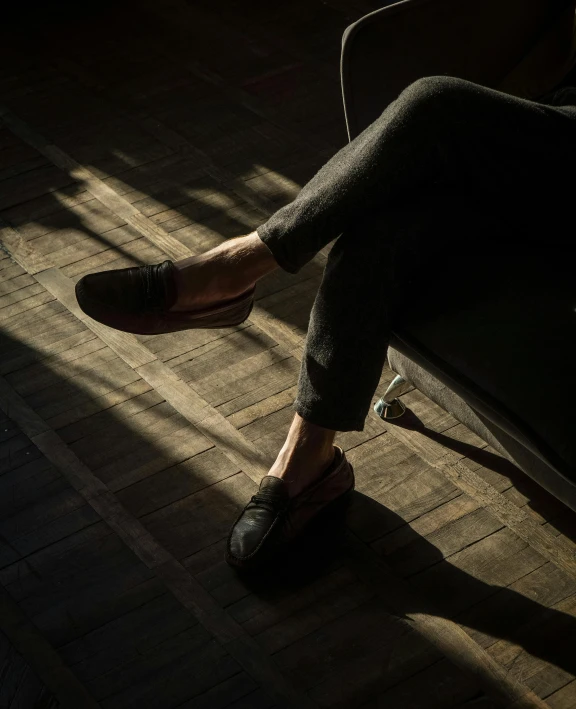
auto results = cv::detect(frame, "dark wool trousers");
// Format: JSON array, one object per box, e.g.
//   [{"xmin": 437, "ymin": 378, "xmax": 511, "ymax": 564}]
[{"xmin": 256, "ymin": 75, "xmax": 576, "ymax": 432}]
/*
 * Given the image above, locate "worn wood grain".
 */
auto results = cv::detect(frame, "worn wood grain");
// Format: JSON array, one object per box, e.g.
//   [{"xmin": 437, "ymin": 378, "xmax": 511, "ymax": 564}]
[
  {"xmin": 546, "ymin": 680, "xmax": 576, "ymax": 709},
  {"xmin": 0, "ymin": 373, "xmax": 315, "ymax": 708},
  {"xmin": 0, "ymin": 585, "xmax": 99, "ymax": 708}
]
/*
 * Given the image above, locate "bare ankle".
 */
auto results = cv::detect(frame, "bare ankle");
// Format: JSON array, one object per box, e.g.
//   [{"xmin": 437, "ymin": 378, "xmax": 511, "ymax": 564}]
[
  {"xmin": 267, "ymin": 414, "xmax": 337, "ymax": 496},
  {"xmin": 169, "ymin": 232, "xmax": 279, "ymax": 311},
  {"xmin": 288, "ymin": 414, "xmax": 336, "ymax": 449},
  {"xmin": 225, "ymin": 232, "xmax": 279, "ymax": 278}
]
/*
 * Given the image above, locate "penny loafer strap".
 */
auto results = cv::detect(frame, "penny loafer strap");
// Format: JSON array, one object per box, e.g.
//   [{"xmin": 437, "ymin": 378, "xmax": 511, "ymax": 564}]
[{"xmin": 142, "ymin": 261, "xmax": 177, "ymax": 311}]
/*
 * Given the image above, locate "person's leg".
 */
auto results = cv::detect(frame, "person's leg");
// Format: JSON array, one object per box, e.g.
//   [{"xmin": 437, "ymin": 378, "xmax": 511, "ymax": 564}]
[
  {"xmin": 265, "ymin": 206, "xmax": 399, "ymax": 498},
  {"xmin": 225, "ymin": 75, "xmax": 576, "ymax": 564},
  {"xmin": 263, "ymin": 176, "xmax": 547, "ymax": 500},
  {"xmin": 255, "ymin": 75, "xmax": 576, "ymax": 275},
  {"xmin": 233, "ymin": 76, "xmax": 576, "ymax": 505},
  {"xmin": 263, "ymin": 190, "xmax": 463, "ymax": 496},
  {"xmin": 170, "ymin": 74, "xmax": 576, "ymax": 317},
  {"xmin": 79, "ymin": 74, "xmax": 576, "ymax": 552},
  {"xmin": 226, "ymin": 186, "xmax": 519, "ymax": 567},
  {"xmin": 290, "ymin": 206, "xmax": 403, "ymax": 434},
  {"xmin": 290, "ymin": 187, "xmax": 506, "ymax": 433},
  {"xmin": 168, "ymin": 232, "xmax": 278, "ymax": 313},
  {"xmin": 186, "ymin": 76, "xmax": 576, "ymax": 492}
]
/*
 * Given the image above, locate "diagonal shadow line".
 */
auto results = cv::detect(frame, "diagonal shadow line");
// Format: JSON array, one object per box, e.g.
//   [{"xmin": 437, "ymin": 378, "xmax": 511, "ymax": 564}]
[
  {"xmin": 394, "ymin": 409, "xmax": 526, "ymax": 477},
  {"xmin": 390, "ymin": 408, "xmax": 576, "ymax": 542}
]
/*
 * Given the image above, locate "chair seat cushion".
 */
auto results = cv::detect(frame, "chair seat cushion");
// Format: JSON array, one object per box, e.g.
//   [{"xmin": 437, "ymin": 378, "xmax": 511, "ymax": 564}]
[{"xmin": 391, "ymin": 247, "xmax": 576, "ymax": 480}]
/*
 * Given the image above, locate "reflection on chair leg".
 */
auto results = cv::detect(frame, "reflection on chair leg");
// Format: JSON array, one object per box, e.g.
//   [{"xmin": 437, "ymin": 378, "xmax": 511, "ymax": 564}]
[{"xmin": 374, "ymin": 374, "xmax": 414, "ymax": 420}]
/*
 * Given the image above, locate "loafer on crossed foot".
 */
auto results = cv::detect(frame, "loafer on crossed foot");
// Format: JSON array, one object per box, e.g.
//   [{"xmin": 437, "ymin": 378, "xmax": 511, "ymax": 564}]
[
  {"xmin": 75, "ymin": 260, "xmax": 255, "ymax": 336},
  {"xmin": 225, "ymin": 445, "xmax": 354, "ymax": 569}
]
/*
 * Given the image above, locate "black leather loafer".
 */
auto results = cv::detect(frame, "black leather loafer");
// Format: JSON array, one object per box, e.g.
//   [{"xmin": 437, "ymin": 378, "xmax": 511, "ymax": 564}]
[
  {"xmin": 75, "ymin": 260, "xmax": 255, "ymax": 336},
  {"xmin": 226, "ymin": 445, "xmax": 354, "ymax": 569}
]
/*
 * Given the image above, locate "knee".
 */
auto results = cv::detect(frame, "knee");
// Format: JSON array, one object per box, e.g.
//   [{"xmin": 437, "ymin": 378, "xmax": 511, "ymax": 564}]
[
  {"xmin": 396, "ymin": 75, "xmax": 473, "ymax": 116},
  {"xmin": 404, "ymin": 74, "xmax": 471, "ymax": 100}
]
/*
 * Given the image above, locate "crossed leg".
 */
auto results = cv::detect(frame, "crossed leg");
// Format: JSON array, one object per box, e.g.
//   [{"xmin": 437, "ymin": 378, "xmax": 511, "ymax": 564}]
[
  {"xmin": 79, "ymin": 75, "xmax": 576, "ymax": 565},
  {"xmin": 170, "ymin": 76, "xmax": 576, "ymax": 508}
]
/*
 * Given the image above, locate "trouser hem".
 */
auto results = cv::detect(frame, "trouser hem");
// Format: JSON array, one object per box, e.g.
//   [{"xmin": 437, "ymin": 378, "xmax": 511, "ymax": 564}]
[
  {"xmin": 256, "ymin": 225, "xmax": 301, "ymax": 275},
  {"xmin": 292, "ymin": 399, "xmax": 366, "ymax": 433}
]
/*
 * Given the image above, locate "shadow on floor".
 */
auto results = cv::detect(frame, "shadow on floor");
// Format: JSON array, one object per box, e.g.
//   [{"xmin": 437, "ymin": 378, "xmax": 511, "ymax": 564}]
[{"xmin": 2, "ymin": 309, "xmax": 576, "ymax": 707}]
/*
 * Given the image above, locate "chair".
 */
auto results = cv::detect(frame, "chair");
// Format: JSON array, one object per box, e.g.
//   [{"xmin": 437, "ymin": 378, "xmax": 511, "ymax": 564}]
[{"xmin": 340, "ymin": 0, "xmax": 576, "ymax": 511}]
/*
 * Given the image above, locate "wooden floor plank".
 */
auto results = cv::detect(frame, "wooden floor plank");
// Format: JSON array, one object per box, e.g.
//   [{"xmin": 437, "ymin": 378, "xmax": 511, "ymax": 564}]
[
  {"xmin": 14, "ymin": 197, "xmax": 125, "ymax": 244},
  {"xmin": 228, "ymin": 384, "xmax": 298, "ymax": 430},
  {"xmin": 359, "ymin": 658, "xmax": 482, "ymax": 709},
  {"xmin": 141, "ymin": 473, "xmax": 256, "ymax": 560},
  {"xmin": 371, "ymin": 496, "xmax": 504, "ymax": 578},
  {"xmin": 46, "ymin": 378, "xmax": 153, "ymax": 431},
  {"xmin": 408, "ymin": 529, "xmax": 545, "ymax": 618},
  {"xmin": 306, "ymin": 633, "xmax": 442, "ymax": 709},
  {"xmin": 248, "ymin": 574, "xmax": 376, "ymax": 655},
  {"xmin": 115, "ymin": 447, "xmax": 239, "ymax": 518},
  {"xmin": 272, "ymin": 599, "xmax": 426, "ymax": 691},
  {"xmin": 0, "ymin": 280, "xmax": 42, "ymax": 306},
  {"xmin": 61, "ymin": 239, "xmax": 166, "ymax": 279},
  {"xmin": 457, "ymin": 560, "xmax": 576, "ymax": 650},
  {"xmin": 169, "ymin": 327, "xmax": 278, "ymax": 383},
  {"xmin": 546, "ymin": 680, "xmax": 576, "ymax": 709},
  {"xmin": 95, "ymin": 423, "xmax": 214, "ymax": 491},
  {"xmin": 172, "ymin": 673, "xmax": 262, "ymax": 709},
  {"xmin": 0, "ymin": 185, "xmax": 92, "ymax": 227},
  {"xmin": 0, "ymin": 570, "xmax": 99, "ymax": 708},
  {"xmin": 0, "ymin": 164, "xmax": 76, "ymax": 213},
  {"xmin": 484, "ymin": 592, "xmax": 576, "ymax": 699},
  {"xmin": 88, "ymin": 636, "xmax": 239, "ymax": 708},
  {"xmin": 6, "ymin": 343, "xmax": 116, "ymax": 397},
  {"xmin": 56, "ymin": 385, "xmax": 162, "ymax": 444},
  {"xmin": 0, "ymin": 323, "xmax": 89, "ymax": 373},
  {"xmin": 60, "ymin": 593, "xmax": 203, "ymax": 681}
]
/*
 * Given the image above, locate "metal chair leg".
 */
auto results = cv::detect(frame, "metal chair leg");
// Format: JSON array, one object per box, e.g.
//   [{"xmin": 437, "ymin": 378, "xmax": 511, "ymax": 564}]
[{"xmin": 374, "ymin": 374, "xmax": 414, "ymax": 420}]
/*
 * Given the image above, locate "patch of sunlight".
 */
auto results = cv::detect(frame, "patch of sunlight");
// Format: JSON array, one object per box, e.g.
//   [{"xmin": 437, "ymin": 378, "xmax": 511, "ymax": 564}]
[
  {"xmin": 42, "ymin": 354, "xmax": 170, "ymax": 430},
  {"xmin": 241, "ymin": 164, "xmax": 302, "ymax": 202},
  {"xmin": 181, "ymin": 186, "xmax": 237, "ymax": 210},
  {"xmin": 97, "ymin": 149, "xmax": 142, "ymax": 170}
]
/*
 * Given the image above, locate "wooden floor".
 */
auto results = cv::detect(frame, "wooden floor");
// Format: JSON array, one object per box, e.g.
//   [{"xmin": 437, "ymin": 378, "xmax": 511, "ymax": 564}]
[{"xmin": 0, "ymin": 1, "xmax": 576, "ymax": 707}]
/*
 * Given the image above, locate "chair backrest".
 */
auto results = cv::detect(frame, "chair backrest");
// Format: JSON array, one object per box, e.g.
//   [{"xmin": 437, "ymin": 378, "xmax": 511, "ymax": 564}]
[{"xmin": 341, "ymin": 0, "xmax": 576, "ymax": 140}]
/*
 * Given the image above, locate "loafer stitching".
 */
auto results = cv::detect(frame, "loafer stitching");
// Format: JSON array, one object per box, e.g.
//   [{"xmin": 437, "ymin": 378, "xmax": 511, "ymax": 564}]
[
  {"xmin": 227, "ymin": 465, "xmax": 356, "ymax": 564},
  {"xmin": 226, "ymin": 504, "xmax": 287, "ymax": 562}
]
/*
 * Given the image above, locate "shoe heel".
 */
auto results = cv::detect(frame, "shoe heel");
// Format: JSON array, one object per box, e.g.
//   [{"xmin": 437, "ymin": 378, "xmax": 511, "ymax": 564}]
[
  {"xmin": 232, "ymin": 294, "xmax": 255, "ymax": 325},
  {"xmin": 204, "ymin": 292, "xmax": 255, "ymax": 329}
]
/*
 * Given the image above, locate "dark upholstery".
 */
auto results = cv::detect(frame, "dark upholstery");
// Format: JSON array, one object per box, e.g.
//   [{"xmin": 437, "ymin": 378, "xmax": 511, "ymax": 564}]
[
  {"xmin": 392, "ymin": 251, "xmax": 576, "ymax": 481},
  {"xmin": 341, "ymin": 0, "xmax": 576, "ymax": 140},
  {"xmin": 387, "ymin": 346, "xmax": 576, "ymax": 510},
  {"xmin": 341, "ymin": 0, "xmax": 576, "ymax": 487}
]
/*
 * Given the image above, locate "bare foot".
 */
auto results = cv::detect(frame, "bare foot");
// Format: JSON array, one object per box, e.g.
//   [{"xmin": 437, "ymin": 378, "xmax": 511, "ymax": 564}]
[
  {"xmin": 169, "ymin": 232, "xmax": 279, "ymax": 313},
  {"xmin": 267, "ymin": 413, "xmax": 337, "ymax": 498}
]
